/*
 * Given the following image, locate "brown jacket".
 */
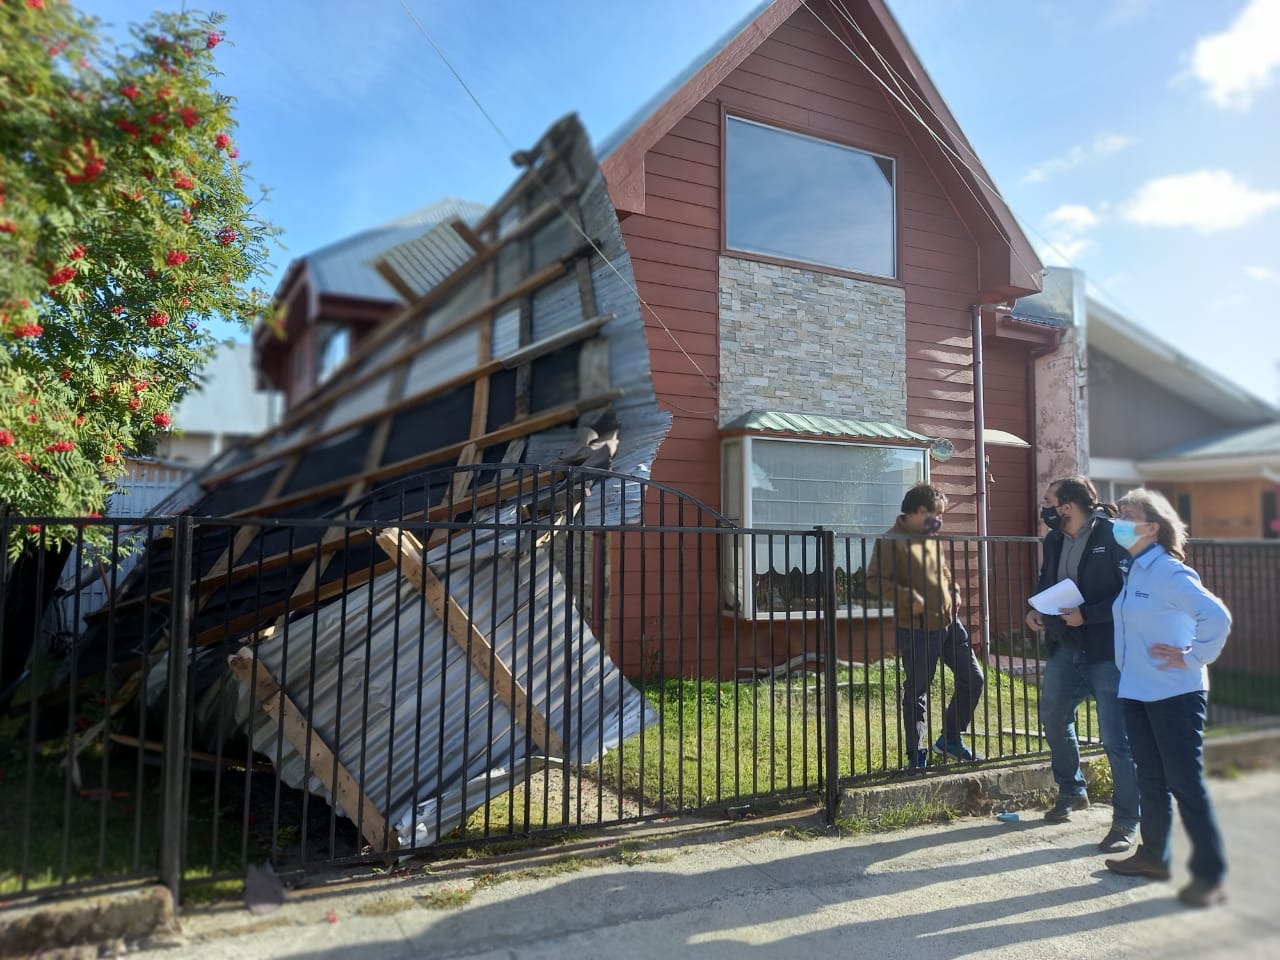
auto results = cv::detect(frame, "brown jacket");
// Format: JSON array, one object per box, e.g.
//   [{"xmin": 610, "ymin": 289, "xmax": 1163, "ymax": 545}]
[{"xmin": 865, "ymin": 516, "xmax": 956, "ymax": 630}]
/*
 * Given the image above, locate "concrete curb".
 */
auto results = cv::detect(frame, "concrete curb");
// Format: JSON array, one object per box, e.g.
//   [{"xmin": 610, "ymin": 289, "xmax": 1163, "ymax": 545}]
[
  {"xmin": 3, "ymin": 727, "xmax": 1276, "ymax": 957},
  {"xmin": 0, "ymin": 885, "xmax": 181, "ymax": 959},
  {"xmin": 838, "ymin": 726, "xmax": 1280, "ymax": 821}
]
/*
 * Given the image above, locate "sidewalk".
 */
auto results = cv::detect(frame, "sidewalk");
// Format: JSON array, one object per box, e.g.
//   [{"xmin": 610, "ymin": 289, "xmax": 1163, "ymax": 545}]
[{"xmin": 154, "ymin": 766, "xmax": 1280, "ymax": 960}]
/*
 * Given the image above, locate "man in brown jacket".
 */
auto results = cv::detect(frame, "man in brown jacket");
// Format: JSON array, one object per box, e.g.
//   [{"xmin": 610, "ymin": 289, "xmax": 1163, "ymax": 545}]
[{"xmin": 866, "ymin": 482, "xmax": 984, "ymax": 769}]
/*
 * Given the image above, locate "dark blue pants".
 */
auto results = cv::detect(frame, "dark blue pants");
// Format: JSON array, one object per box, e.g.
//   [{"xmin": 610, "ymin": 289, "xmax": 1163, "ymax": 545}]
[
  {"xmin": 898, "ymin": 625, "xmax": 984, "ymax": 755},
  {"xmin": 1122, "ymin": 692, "xmax": 1226, "ymax": 884}
]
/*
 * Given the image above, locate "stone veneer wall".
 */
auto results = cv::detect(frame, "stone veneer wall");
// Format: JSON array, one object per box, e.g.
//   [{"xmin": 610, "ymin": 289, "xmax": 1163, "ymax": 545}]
[{"xmin": 718, "ymin": 256, "xmax": 907, "ymax": 424}]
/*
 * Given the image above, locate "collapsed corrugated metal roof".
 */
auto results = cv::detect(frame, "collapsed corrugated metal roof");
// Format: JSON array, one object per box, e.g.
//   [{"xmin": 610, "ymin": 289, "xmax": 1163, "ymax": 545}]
[{"xmin": 93, "ymin": 113, "xmax": 670, "ymax": 850}]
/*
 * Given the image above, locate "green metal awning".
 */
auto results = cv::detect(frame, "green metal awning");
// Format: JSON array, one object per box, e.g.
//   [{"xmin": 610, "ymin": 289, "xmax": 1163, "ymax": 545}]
[{"xmin": 720, "ymin": 410, "xmax": 931, "ymax": 445}]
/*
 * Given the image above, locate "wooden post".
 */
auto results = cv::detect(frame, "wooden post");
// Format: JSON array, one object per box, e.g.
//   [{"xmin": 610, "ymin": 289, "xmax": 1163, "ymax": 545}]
[
  {"xmin": 375, "ymin": 528, "xmax": 565, "ymax": 757},
  {"xmin": 227, "ymin": 649, "xmax": 399, "ymax": 855}
]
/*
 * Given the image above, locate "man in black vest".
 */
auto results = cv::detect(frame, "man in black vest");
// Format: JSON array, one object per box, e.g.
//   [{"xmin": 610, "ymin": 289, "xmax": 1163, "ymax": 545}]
[{"xmin": 1027, "ymin": 476, "xmax": 1138, "ymax": 853}]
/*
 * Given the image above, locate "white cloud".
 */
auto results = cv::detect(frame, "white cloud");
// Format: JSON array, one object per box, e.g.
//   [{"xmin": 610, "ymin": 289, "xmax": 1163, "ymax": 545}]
[
  {"xmin": 1245, "ymin": 264, "xmax": 1279, "ymax": 282},
  {"xmin": 1121, "ymin": 170, "xmax": 1280, "ymax": 232},
  {"xmin": 1045, "ymin": 204, "xmax": 1100, "ymax": 233},
  {"xmin": 1022, "ymin": 133, "xmax": 1137, "ymax": 183},
  {"xmin": 1037, "ymin": 203, "xmax": 1101, "ymax": 266},
  {"xmin": 1188, "ymin": 0, "xmax": 1280, "ymax": 110}
]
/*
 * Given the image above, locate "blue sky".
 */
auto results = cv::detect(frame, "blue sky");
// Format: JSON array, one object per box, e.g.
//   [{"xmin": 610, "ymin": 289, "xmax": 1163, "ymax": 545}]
[{"xmin": 79, "ymin": 0, "xmax": 1280, "ymax": 404}]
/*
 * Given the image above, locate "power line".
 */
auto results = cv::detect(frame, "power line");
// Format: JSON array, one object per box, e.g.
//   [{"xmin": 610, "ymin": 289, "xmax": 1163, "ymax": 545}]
[
  {"xmin": 823, "ymin": 0, "xmax": 1142, "ymax": 320},
  {"xmin": 396, "ymin": 0, "xmax": 721, "ymax": 411}
]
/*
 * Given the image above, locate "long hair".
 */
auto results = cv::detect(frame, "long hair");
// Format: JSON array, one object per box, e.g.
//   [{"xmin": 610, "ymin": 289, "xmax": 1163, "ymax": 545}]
[
  {"xmin": 1052, "ymin": 475, "xmax": 1118, "ymax": 518},
  {"xmin": 1117, "ymin": 487, "xmax": 1187, "ymax": 560}
]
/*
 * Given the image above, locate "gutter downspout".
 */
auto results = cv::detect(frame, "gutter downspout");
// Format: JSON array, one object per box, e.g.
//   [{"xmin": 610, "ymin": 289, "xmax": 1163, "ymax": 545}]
[{"xmin": 972, "ymin": 304, "xmax": 990, "ymax": 651}]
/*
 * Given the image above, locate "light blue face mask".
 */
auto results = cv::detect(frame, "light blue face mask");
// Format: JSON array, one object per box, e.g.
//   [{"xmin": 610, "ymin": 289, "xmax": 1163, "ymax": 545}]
[{"xmin": 1112, "ymin": 520, "xmax": 1143, "ymax": 549}]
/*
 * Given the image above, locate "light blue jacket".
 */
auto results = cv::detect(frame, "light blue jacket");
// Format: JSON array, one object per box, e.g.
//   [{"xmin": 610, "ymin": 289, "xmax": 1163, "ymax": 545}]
[{"xmin": 1112, "ymin": 544, "xmax": 1231, "ymax": 702}]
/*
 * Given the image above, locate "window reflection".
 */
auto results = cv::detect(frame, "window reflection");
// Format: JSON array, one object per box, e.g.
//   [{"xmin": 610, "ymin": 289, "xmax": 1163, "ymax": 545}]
[{"xmin": 726, "ymin": 116, "xmax": 895, "ymax": 278}]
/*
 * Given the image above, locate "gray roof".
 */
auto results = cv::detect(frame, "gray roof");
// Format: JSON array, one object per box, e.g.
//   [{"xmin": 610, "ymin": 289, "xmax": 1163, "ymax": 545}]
[
  {"xmin": 302, "ymin": 197, "xmax": 487, "ymax": 302},
  {"xmin": 595, "ymin": 0, "xmax": 772, "ymax": 159},
  {"xmin": 1146, "ymin": 421, "xmax": 1280, "ymax": 461},
  {"xmin": 1087, "ymin": 297, "xmax": 1279, "ymax": 425}
]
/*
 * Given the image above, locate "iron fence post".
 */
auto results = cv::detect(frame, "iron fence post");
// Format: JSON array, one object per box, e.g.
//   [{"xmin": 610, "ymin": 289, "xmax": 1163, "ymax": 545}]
[
  {"xmin": 819, "ymin": 528, "xmax": 840, "ymax": 824},
  {"xmin": 160, "ymin": 514, "xmax": 193, "ymax": 904}
]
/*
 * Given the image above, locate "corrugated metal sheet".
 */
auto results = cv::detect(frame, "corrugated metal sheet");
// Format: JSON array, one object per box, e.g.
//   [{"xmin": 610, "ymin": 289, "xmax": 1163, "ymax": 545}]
[
  {"xmin": 218, "ymin": 514, "xmax": 652, "ymax": 846},
  {"xmin": 720, "ymin": 409, "xmax": 931, "ymax": 444},
  {"xmin": 374, "ymin": 221, "xmax": 477, "ymax": 301},
  {"xmin": 304, "ymin": 197, "xmax": 487, "ymax": 302}
]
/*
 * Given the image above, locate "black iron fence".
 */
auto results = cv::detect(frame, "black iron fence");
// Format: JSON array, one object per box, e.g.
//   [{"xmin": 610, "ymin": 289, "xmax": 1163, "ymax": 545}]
[{"xmin": 2, "ymin": 469, "xmax": 1277, "ymax": 905}]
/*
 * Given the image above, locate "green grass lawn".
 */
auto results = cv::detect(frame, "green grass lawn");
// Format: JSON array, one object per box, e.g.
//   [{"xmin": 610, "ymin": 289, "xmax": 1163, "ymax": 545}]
[
  {"xmin": 461, "ymin": 661, "xmax": 1095, "ymax": 835},
  {"xmin": 0, "ymin": 736, "xmax": 272, "ymax": 899}
]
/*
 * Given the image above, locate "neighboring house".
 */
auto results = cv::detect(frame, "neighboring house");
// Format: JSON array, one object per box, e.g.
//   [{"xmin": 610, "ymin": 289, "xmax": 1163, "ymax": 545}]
[
  {"xmin": 1087, "ymin": 296, "xmax": 1280, "ymax": 540},
  {"xmin": 255, "ymin": 197, "xmax": 487, "ymax": 409},
  {"xmin": 155, "ymin": 341, "xmax": 283, "ymax": 465},
  {"xmin": 255, "ymin": 0, "xmax": 1057, "ymax": 671},
  {"xmin": 54, "ymin": 342, "xmax": 282, "ymax": 634},
  {"xmin": 1012, "ymin": 266, "xmax": 1280, "ymax": 541}
]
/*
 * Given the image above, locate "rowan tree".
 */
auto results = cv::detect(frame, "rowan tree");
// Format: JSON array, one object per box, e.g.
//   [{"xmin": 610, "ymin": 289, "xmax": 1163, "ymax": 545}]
[{"xmin": 0, "ymin": 0, "xmax": 278, "ymax": 550}]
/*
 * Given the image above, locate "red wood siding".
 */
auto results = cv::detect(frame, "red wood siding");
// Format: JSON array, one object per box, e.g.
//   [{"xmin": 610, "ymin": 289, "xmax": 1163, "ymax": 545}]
[
  {"xmin": 611, "ymin": 7, "xmax": 1020, "ymax": 677},
  {"xmin": 982, "ymin": 339, "xmax": 1034, "ymax": 537}
]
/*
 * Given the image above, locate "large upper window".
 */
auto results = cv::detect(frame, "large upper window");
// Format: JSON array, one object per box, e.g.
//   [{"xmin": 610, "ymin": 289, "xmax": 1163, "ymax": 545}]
[
  {"xmin": 722, "ymin": 434, "xmax": 927, "ymax": 618},
  {"xmin": 725, "ymin": 116, "xmax": 896, "ymax": 279}
]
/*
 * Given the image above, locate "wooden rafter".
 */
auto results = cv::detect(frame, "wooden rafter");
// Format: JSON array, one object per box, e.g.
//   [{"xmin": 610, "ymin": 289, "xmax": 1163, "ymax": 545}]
[
  {"xmin": 226, "ymin": 389, "xmax": 621, "ymax": 519},
  {"xmin": 375, "ymin": 528, "xmax": 564, "ymax": 758},
  {"xmin": 228, "ymin": 649, "xmax": 398, "ymax": 854}
]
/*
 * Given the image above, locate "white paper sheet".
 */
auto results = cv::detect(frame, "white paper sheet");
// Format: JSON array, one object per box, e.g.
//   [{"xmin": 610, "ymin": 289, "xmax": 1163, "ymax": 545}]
[{"xmin": 1028, "ymin": 579, "xmax": 1086, "ymax": 615}]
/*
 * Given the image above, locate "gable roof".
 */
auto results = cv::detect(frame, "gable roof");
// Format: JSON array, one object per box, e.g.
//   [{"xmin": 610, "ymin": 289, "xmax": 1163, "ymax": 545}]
[
  {"xmin": 1087, "ymin": 297, "xmax": 1279, "ymax": 426},
  {"xmin": 597, "ymin": 0, "xmax": 1041, "ymax": 300}
]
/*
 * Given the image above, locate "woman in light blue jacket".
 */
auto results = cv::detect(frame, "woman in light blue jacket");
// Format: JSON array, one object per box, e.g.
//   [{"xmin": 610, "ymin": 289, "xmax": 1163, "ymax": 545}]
[{"xmin": 1103, "ymin": 488, "xmax": 1231, "ymax": 908}]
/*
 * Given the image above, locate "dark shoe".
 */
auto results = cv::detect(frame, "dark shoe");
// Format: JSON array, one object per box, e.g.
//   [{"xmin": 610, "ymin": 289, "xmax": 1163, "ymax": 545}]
[
  {"xmin": 1044, "ymin": 793, "xmax": 1090, "ymax": 823},
  {"xmin": 932, "ymin": 736, "xmax": 983, "ymax": 762},
  {"xmin": 907, "ymin": 748, "xmax": 929, "ymax": 770},
  {"xmin": 1105, "ymin": 846, "xmax": 1171, "ymax": 881},
  {"xmin": 1098, "ymin": 825, "xmax": 1136, "ymax": 853},
  {"xmin": 1178, "ymin": 878, "xmax": 1226, "ymax": 908}
]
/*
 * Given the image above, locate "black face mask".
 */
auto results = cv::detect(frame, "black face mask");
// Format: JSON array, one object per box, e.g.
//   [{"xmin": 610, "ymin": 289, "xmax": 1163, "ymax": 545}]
[{"xmin": 1040, "ymin": 505, "xmax": 1062, "ymax": 531}]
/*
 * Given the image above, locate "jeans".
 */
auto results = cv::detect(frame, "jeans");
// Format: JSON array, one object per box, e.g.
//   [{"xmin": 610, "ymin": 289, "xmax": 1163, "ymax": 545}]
[
  {"xmin": 1122, "ymin": 692, "xmax": 1226, "ymax": 884},
  {"xmin": 1038, "ymin": 644, "xmax": 1139, "ymax": 829},
  {"xmin": 898, "ymin": 625, "xmax": 984, "ymax": 755}
]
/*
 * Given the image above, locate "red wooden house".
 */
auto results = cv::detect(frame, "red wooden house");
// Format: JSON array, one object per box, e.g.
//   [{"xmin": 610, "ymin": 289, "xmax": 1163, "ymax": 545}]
[{"xmin": 595, "ymin": 0, "xmax": 1051, "ymax": 671}]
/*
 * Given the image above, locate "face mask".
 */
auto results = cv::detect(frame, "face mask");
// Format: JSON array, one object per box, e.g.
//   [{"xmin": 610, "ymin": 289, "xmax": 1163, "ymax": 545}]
[
  {"xmin": 1112, "ymin": 520, "xmax": 1143, "ymax": 549},
  {"xmin": 923, "ymin": 516, "xmax": 943, "ymax": 535},
  {"xmin": 1040, "ymin": 505, "xmax": 1061, "ymax": 531}
]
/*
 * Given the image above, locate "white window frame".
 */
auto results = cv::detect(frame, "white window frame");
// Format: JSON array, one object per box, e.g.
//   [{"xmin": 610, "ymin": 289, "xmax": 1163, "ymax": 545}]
[{"xmin": 721, "ymin": 435, "xmax": 929, "ymax": 620}]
